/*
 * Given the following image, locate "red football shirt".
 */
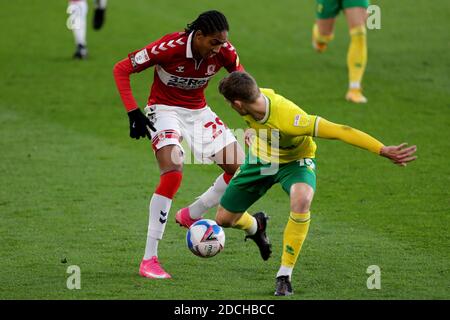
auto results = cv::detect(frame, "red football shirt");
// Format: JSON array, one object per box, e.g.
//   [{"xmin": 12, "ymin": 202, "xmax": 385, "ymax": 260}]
[{"xmin": 114, "ymin": 31, "xmax": 244, "ymax": 111}]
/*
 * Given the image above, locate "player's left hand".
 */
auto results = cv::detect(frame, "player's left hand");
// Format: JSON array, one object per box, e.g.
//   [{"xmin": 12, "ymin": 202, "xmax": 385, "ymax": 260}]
[{"xmin": 380, "ymin": 143, "xmax": 417, "ymax": 166}]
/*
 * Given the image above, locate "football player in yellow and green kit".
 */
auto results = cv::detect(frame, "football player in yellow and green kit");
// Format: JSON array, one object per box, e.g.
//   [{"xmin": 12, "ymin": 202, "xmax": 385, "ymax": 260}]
[
  {"xmin": 313, "ymin": 0, "xmax": 370, "ymax": 103},
  {"xmin": 215, "ymin": 71, "xmax": 417, "ymax": 296}
]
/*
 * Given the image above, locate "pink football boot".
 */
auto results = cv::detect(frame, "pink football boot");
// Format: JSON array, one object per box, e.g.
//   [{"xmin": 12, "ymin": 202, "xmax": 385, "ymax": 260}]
[
  {"xmin": 139, "ymin": 256, "xmax": 171, "ymax": 279},
  {"xmin": 175, "ymin": 207, "xmax": 200, "ymax": 228}
]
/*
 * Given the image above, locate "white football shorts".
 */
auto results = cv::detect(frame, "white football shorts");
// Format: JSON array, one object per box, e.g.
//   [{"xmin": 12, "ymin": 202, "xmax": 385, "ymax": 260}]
[{"xmin": 144, "ymin": 104, "xmax": 237, "ymax": 164}]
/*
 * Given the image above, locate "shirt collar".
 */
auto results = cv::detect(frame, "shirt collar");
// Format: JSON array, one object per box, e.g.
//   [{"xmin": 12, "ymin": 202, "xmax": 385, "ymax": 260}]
[
  {"xmin": 258, "ymin": 94, "xmax": 270, "ymax": 124},
  {"xmin": 186, "ymin": 31, "xmax": 194, "ymax": 58}
]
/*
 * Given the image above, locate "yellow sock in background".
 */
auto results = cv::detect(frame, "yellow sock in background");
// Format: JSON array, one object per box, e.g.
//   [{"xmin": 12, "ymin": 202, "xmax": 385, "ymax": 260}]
[
  {"xmin": 281, "ymin": 212, "xmax": 311, "ymax": 268},
  {"xmin": 347, "ymin": 25, "xmax": 367, "ymax": 89},
  {"xmin": 313, "ymin": 23, "xmax": 334, "ymax": 44}
]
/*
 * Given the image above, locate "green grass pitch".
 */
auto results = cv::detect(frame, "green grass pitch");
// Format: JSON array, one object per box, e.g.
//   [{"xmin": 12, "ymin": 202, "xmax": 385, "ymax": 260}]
[{"xmin": 0, "ymin": 0, "xmax": 449, "ymax": 299}]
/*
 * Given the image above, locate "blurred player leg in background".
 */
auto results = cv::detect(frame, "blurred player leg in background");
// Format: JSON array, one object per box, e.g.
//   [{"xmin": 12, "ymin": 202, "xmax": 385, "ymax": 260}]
[
  {"xmin": 67, "ymin": 0, "xmax": 108, "ymax": 59},
  {"xmin": 312, "ymin": 18, "xmax": 335, "ymax": 53},
  {"xmin": 312, "ymin": 0, "xmax": 369, "ymax": 103},
  {"xmin": 344, "ymin": 6, "xmax": 368, "ymax": 103},
  {"xmin": 93, "ymin": 0, "xmax": 107, "ymax": 30},
  {"xmin": 312, "ymin": 0, "xmax": 339, "ymax": 52},
  {"xmin": 68, "ymin": 0, "xmax": 88, "ymax": 59}
]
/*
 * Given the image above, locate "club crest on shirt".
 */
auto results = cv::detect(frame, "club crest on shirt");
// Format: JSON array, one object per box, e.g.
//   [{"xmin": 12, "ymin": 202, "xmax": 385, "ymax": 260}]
[
  {"xmin": 176, "ymin": 66, "xmax": 184, "ymax": 73},
  {"xmin": 206, "ymin": 64, "xmax": 216, "ymax": 75}
]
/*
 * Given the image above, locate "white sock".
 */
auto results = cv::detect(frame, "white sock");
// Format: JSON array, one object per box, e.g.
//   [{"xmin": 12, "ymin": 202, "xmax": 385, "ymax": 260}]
[
  {"xmin": 276, "ymin": 265, "xmax": 293, "ymax": 281},
  {"xmin": 144, "ymin": 236, "xmax": 158, "ymax": 260},
  {"xmin": 188, "ymin": 173, "xmax": 229, "ymax": 219},
  {"xmin": 68, "ymin": 0, "xmax": 88, "ymax": 46},
  {"xmin": 143, "ymin": 193, "xmax": 172, "ymax": 260},
  {"xmin": 350, "ymin": 81, "xmax": 361, "ymax": 89},
  {"xmin": 95, "ymin": 0, "xmax": 107, "ymax": 9}
]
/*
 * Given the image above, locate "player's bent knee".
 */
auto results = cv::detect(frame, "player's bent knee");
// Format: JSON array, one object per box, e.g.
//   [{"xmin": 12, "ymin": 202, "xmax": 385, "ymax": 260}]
[
  {"xmin": 292, "ymin": 195, "xmax": 314, "ymax": 213},
  {"xmin": 290, "ymin": 183, "xmax": 315, "ymax": 213},
  {"xmin": 156, "ymin": 144, "xmax": 184, "ymax": 173}
]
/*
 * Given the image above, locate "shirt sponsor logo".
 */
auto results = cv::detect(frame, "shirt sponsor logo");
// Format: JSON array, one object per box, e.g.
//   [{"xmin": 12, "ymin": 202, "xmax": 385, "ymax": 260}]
[
  {"xmin": 135, "ymin": 49, "xmax": 150, "ymax": 65},
  {"xmin": 156, "ymin": 65, "xmax": 211, "ymax": 90},
  {"xmin": 167, "ymin": 76, "xmax": 208, "ymax": 89}
]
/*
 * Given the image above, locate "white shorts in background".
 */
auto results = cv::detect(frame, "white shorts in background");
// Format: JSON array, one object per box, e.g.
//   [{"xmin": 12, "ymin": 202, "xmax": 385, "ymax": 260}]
[{"xmin": 144, "ymin": 104, "xmax": 237, "ymax": 164}]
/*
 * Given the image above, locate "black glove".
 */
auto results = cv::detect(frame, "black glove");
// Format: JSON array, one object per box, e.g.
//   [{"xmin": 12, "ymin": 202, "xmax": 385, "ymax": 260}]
[{"xmin": 127, "ymin": 108, "xmax": 156, "ymax": 140}]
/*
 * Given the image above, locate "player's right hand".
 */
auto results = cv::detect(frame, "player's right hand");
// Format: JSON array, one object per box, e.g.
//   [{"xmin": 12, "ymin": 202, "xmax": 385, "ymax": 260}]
[
  {"xmin": 127, "ymin": 108, "xmax": 156, "ymax": 140},
  {"xmin": 380, "ymin": 143, "xmax": 417, "ymax": 166}
]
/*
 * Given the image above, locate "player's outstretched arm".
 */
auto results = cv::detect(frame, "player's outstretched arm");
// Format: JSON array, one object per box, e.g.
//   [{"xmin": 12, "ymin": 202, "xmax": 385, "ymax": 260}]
[{"xmin": 316, "ymin": 118, "xmax": 417, "ymax": 166}]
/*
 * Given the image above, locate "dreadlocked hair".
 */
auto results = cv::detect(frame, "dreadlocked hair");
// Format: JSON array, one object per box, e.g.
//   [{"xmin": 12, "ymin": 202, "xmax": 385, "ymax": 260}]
[{"xmin": 185, "ymin": 10, "xmax": 229, "ymax": 36}]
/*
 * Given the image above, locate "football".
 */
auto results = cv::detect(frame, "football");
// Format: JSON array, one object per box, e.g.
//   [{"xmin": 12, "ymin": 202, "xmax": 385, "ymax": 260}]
[{"xmin": 186, "ymin": 219, "xmax": 225, "ymax": 258}]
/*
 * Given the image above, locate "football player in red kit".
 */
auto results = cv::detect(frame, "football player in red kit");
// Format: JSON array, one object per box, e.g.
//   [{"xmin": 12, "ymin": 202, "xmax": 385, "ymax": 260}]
[{"xmin": 113, "ymin": 10, "xmax": 268, "ymax": 279}]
